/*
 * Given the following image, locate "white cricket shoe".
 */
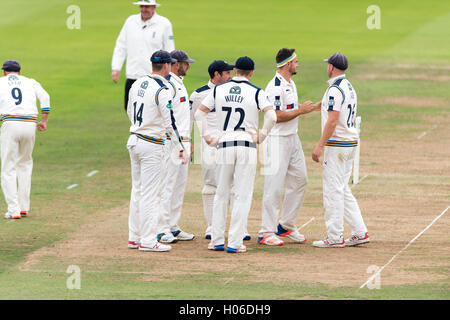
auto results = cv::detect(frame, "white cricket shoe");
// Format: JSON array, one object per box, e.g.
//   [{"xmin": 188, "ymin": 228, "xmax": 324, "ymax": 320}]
[
  {"xmin": 312, "ymin": 237, "xmax": 345, "ymax": 248},
  {"xmin": 159, "ymin": 233, "xmax": 178, "ymax": 244},
  {"xmin": 257, "ymin": 234, "xmax": 284, "ymax": 246},
  {"xmin": 227, "ymin": 245, "xmax": 247, "ymax": 253},
  {"xmin": 276, "ymin": 224, "xmax": 307, "ymax": 243},
  {"xmin": 138, "ymin": 242, "xmax": 171, "ymax": 252},
  {"xmin": 128, "ymin": 241, "xmax": 139, "ymax": 249},
  {"xmin": 172, "ymin": 230, "xmax": 195, "ymax": 241},
  {"xmin": 4, "ymin": 213, "xmax": 21, "ymax": 219},
  {"xmin": 345, "ymin": 233, "xmax": 370, "ymax": 246}
]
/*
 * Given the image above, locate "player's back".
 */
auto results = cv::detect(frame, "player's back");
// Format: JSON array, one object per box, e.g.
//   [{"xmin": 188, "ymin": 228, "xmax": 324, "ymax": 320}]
[
  {"xmin": 0, "ymin": 74, "xmax": 41, "ymax": 116},
  {"xmin": 127, "ymin": 75, "xmax": 171, "ymax": 140},
  {"xmin": 213, "ymin": 77, "xmax": 261, "ymax": 143},
  {"xmin": 321, "ymin": 75, "xmax": 358, "ymax": 143}
]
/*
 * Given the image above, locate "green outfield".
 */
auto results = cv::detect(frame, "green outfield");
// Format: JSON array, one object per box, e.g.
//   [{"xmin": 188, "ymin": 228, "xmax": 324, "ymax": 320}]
[{"xmin": 0, "ymin": 0, "xmax": 449, "ymax": 300}]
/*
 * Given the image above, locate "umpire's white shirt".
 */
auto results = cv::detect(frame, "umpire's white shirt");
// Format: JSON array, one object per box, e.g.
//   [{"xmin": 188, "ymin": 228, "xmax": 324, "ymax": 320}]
[
  {"xmin": 0, "ymin": 74, "xmax": 50, "ymax": 117},
  {"xmin": 202, "ymin": 76, "xmax": 271, "ymax": 143},
  {"xmin": 321, "ymin": 74, "xmax": 358, "ymax": 143},
  {"xmin": 265, "ymin": 72, "xmax": 299, "ymax": 136},
  {"xmin": 112, "ymin": 13, "xmax": 175, "ymax": 80}
]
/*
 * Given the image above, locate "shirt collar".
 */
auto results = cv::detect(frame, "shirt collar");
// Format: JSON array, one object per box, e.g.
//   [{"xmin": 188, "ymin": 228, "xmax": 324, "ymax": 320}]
[
  {"xmin": 276, "ymin": 71, "xmax": 294, "ymax": 86},
  {"xmin": 149, "ymin": 73, "xmax": 166, "ymax": 82},
  {"xmin": 232, "ymin": 76, "xmax": 249, "ymax": 82},
  {"xmin": 169, "ymin": 72, "xmax": 183, "ymax": 84},
  {"xmin": 141, "ymin": 13, "xmax": 159, "ymax": 25},
  {"xmin": 328, "ymin": 74, "xmax": 346, "ymax": 85},
  {"xmin": 208, "ymin": 80, "xmax": 216, "ymax": 88}
]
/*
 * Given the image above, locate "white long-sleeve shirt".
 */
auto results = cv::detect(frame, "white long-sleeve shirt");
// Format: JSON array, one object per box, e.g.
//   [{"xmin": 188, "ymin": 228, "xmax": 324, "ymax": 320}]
[
  {"xmin": 0, "ymin": 74, "xmax": 50, "ymax": 121},
  {"xmin": 112, "ymin": 13, "xmax": 175, "ymax": 80}
]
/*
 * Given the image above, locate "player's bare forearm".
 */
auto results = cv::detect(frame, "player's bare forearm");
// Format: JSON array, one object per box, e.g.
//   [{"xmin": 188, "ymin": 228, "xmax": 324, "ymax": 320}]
[
  {"xmin": 312, "ymin": 111, "xmax": 339, "ymax": 162},
  {"xmin": 37, "ymin": 113, "xmax": 49, "ymax": 131}
]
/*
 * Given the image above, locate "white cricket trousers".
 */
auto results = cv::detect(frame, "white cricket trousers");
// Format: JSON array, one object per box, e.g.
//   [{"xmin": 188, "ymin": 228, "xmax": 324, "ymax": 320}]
[
  {"xmin": 212, "ymin": 144, "xmax": 257, "ymax": 249},
  {"xmin": 201, "ymin": 138, "xmax": 218, "ymax": 235},
  {"xmin": 159, "ymin": 140, "xmax": 190, "ymax": 234},
  {"xmin": 128, "ymin": 138, "xmax": 165, "ymax": 246},
  {"xmin": 1, "ymin": 121, "xmax": 36, "ymax": 215},
  {"xmin": 259, "ymin": 134, "xmax": 308, "ymax": 236},
  {"xmin": 323, "ymin": 146, "xmax": 367, "ymax": 241}
]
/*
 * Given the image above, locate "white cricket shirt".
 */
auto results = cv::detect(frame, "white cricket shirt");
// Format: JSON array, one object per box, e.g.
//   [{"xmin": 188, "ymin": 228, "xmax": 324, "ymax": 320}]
[
  {"xmin": 0, "ymin": 74, "xmax": 50, "ymax": 121},
  {"xmin": 165, "ymin": 72, "xmax": 190, "ymax": 137},
  {"xmin": 127, "ymin": 74, "xmax": 174, "ymax": 141},
  {"xmin": 321, "ymin": 74, "xmax": 358, "ymax": 146},
  {"xmin": 202, "ymin": 76, "xmax": 271, "ymax": 143},
  {"xmin": 112, "ymin": 13, "xmax": 175, "ymax": 80},
  {"xmin": 265, "ymin": 72, "xmax": 299, "ymax": 136},
  {"xmin": 190, "ymin": 80, "xmax": 218, "ymax": 137}
]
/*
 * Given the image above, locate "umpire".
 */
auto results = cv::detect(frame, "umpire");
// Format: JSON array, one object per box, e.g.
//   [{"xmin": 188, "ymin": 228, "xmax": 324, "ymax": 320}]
[{"xmin": 111, "ymin": 0, "xmax": 175, "ymax": 111}]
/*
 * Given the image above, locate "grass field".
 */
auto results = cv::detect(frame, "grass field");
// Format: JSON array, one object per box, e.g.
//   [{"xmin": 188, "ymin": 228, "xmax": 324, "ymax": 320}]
[{"xmin": 0, "ymin": 0, "xmax": 449, "ymax": 300}]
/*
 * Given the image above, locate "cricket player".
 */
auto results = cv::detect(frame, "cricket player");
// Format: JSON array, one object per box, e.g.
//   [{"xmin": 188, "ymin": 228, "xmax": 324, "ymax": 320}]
[
  {"xmin": 157, "ymin": 50, "xmax": 195, "ymax": 243},
  {"xmin": 258, "ymin": 48, "xmax": 319, "ymax": 246},
  {"xmin": 0, "ymin": 60, "xmax": 50, "ymax": 219},
  {"xmin": 195, "ymin": 56, "xmax": 277, "ymax": 253},
  {"xmin": 112, "ymin": 0, "xmax": 175, "ymax": 111},
  {"xmin": 127, "ymin": 50, "xmax": 188, "ymax": 252},
  {"xmin": 190, "ymin": 60, "xmax": 252, "ymax": 241},
  {"xmin": 312, "ymin": 53, "xmax": 370, "ymax": 248}
]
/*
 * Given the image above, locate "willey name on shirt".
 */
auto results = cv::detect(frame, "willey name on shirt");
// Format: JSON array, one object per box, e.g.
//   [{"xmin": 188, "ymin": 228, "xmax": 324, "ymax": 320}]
[{"xmin": 224, "ymin": 95, "xmax": 244, "ymax": 103}]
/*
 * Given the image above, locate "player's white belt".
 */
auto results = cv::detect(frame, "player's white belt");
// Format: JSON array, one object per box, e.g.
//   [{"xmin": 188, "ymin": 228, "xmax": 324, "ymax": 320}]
[{"xmin": 218, "ymin": 140, "xmax": 257, "ymax": 149}]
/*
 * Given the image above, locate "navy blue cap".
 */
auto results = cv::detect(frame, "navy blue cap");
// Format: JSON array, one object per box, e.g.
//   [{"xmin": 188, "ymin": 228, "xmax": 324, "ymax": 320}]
[
  {"xmin": 2, "ymin": 60, "xmax": 21, "ymax": 72},
  {"xmin": 151, "ymin": 50, "xmax": 177, "ymax": 64},
  {"xmin": 170, "ymin": 50, "xmax": 195, "ymax": 63},
  {"xmin": 235, "ymin": 56, "xmax": 254, "ymax": 71},
  {"xmin": 324, "ymin": 53, "xmax": 348, "ymax": 70},
  {"xmin": 208, "ymin": 60, "xmax": 234, "ymax": 78}
]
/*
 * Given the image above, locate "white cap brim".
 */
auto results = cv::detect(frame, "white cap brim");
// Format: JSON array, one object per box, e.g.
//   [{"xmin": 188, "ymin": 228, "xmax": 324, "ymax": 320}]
[{"xmin": 133, "ymin": 1, "xmax": 161, "ymax": 7}]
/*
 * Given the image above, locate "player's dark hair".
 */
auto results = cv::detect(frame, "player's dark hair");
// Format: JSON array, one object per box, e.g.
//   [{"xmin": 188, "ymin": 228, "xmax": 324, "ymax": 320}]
[
  {"xmin": 235, "ymin": 69, "xmax": 252, "ymax": 77},
  {"xmin": 152, "ymin": 62, "xmax": 165, "ymax": 71},
  {"xmin": 276, "ymin": 48, "xmax": 295, "ymax": 64}
]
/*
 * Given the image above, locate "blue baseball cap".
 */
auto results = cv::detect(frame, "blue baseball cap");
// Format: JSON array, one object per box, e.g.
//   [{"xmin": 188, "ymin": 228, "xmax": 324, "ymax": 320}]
[
  {"xmin": 208, "ymin": 60, "xmax": 234, "ymax": 78},
  {"xmin": 235, "ymin": 56, "xmax": 254, "ymax": 71},
  {"xmin": 324, "ymin": 53, "xmax": 348, "ymax": 70},
  {"xmin": 151, "ymin": 50, "xmax": 176, "ymax": 64},
  {"xmin": 2, "ymin": 60, "xmax": 21, "ymax": 72}
]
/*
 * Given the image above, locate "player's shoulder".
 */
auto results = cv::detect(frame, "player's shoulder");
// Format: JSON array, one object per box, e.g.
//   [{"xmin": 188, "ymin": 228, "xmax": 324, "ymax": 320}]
[{"xmin": 195, "ymin": 84, "xmax": 211, "ymax": 94}]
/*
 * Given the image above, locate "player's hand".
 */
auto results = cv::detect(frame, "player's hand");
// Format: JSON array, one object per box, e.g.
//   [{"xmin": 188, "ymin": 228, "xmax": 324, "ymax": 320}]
[
  {"xmin": 313, "ymin": 101, "xmax": 322, "ymax": 111},
  {"xmin": 312, "ymin": 145, "xmax": 323, "ymax": 163},
  {"xmin": 179, "ymin": 150, "xmax": 189, "ymax": 164},
  {"xmin": 299, "ymin": 101, "xmax": 315, "ymax": 114},
  {"xmin": 37, "ymin": 122, "xmax": 47, "ymax": 131},
  {"xmin": 204, "ymin": 135, "xmax": 218, "ymax": 147},
  {"xmin": 112, "ymin": 70, "xmax": 120, "ymax": 83}
]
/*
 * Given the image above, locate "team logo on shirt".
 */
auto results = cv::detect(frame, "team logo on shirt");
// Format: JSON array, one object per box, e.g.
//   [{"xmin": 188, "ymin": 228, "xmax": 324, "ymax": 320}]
[
  {"xmin": 274, "ymin": 97, "xmax": 281, "ymax": 108},
  {"xmin": 229, "ymin": 86, "xmax": 241, "ymax": 94},
  {"xmin": 141, "ymin": 81, "xmax": 148, "ymax": 89},
  {"xmin": 328, "ymin": 96, "xmax": 335, "ymax": 107},
  {"xmin": 180, "ymin": 96, "xmax": 186, "ymax": 102}
]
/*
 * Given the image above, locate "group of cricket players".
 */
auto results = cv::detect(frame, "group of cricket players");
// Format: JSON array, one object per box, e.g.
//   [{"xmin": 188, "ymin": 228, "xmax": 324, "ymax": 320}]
[
  {"xmin": 0, "ymin": 48, "xmax": 371, "ymax": 255},
  {"xmin": 123, "ymin": 48, "xmax": 370, "ymax": 253}
]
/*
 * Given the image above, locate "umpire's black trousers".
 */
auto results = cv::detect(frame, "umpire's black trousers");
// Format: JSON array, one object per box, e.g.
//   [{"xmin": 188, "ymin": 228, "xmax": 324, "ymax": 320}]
[{"xmin": 124, "ymin": 78, "xmax": 136, "ymax": 112}]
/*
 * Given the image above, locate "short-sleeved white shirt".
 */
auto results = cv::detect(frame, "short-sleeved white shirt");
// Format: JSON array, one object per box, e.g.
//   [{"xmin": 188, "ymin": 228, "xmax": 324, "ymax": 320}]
[
  {"xmin": 265, "ymin": 72, "xmax": 299, "ymax": 136},
  {"xmin": 321, "ymin": 74, "xmax": 358, "ymax": 143},
  {"xmin": 202, "ymin": 76, "xmax": 271, "ymax": 143},
  {"xmin": 165, "ymin": 72, "xmax": 190, "ymax": 137},
  {"xmin": 190, "ymin": 80, "xmax": 218, "ymax": 137}
]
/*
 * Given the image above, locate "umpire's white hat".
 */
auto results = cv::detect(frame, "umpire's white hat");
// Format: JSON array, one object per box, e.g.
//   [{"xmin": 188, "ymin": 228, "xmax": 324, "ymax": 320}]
[{"xmin": 133, "ymin": 0, "xmax": 161, "ymax": 7}]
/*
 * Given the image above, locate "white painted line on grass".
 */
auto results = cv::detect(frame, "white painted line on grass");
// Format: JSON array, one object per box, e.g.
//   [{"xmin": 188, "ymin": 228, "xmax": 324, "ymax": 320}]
[
  {"xmin": 298, "ymin": 217, "xmax": 315, "ymax": 231},
  {"xmin": 417, "ymin": 125, "xmax": 437, "ymax": 140},
  {"xmin": 351, "ymin": 174, "xmax": 369, "ymax": 189},
  {"xmin": 360, "ymin": 205, "xmax": 450, "ymax": 289},
  {"xmin": 87, "ymin": 170, "xmax": 99, "ymax": 177},
  {"xmin": 66, "ymin": 184, "xmax": 78, "ymax": 190}
]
